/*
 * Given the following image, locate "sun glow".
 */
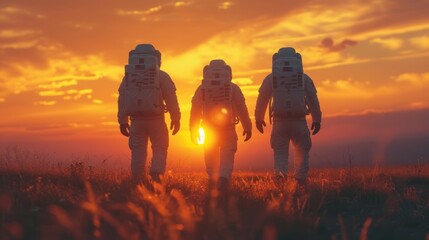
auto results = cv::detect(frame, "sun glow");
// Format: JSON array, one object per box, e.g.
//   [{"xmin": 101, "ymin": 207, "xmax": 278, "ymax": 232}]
[{"xmin": 197, "ymin": 127, "xmax": 205, "ymax": 145}]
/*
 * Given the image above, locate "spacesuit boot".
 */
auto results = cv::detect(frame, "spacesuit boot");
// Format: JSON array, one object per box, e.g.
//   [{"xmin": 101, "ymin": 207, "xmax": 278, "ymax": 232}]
[{"xmin": 217, "ymin": 177, "xmax": 230, "ymax": 193}]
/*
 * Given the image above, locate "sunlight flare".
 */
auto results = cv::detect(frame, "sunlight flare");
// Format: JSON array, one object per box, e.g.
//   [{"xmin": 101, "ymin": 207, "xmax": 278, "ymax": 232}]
[{"xmin": 197, "ymin": 127, "xmax": 205, "ymax": 145}]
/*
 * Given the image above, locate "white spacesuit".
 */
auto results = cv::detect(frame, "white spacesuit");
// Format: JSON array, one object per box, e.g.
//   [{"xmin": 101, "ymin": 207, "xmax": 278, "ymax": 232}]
[
  {"xmin": 255, "ymin": 48, "xmax": 321, "ymax": 184},
  {"xmin": 190, "ymin": 60, "xmax": 252, "ymax": 190},
  {"xmin": 117, "ymin": 44, "xmax": 181, "ymax": 182}
]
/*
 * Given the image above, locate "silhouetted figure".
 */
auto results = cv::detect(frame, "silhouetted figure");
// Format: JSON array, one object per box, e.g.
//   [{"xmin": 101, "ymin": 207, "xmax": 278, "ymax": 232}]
[
  {"xmin": 190, "ymin": 59, "xmax": 252, "ymax": 192},
  {"xmin": 255, "ymin": 47, "xmax": 322, "ymax": 185},
  {"xmin": 117, "ymin": 44, "xmax": 181, "ymax": 183}
]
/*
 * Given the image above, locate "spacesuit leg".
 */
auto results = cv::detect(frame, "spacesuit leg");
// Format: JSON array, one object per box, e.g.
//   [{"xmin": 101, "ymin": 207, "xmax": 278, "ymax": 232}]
[
  {"xmin": 148, "ymin": 120, "xmax": 169, "ymax": 175},
  {"xmin": 270, "ymin": 122, "xmax": 290, "ymax": 175},
  {"xmin": 204, "ymin": 143, "xmax": 219, "ymax": 180},
  {"xmin": 219, "ymin": 129, "xmax": 238, "ymax": 179},
  {"xmin": 203, "ymin": 127, "xmax": 221, "ymax": 180},
  {"xmin": 129, "ymin": 120, "xmax": 149, "ymax": 181},
  {"xmin": 291, "ymin": 121, "xmax": 312, "ymax": 181}
]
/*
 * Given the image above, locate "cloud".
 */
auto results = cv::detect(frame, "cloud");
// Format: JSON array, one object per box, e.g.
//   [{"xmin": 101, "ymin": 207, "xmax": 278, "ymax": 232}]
[
  {"xmin": 34, "ymin": 100, "xmax": 57, "ymax": 106},
  {"xmin": 410, "ymin": 36, "xmax": 429, "ymax": 49},
  {"xmin": 393, "ymin": 72, "xmax": 429, "ymax": 85},
  {"xmin": 0, "ymin": 51, "xmax": 122, "ymax": 96},
  {"xmin": 232, "ymin": 77, "xmax": 253, "ymax": 85},
  {"xmin": 92, "ymin": 99, "xmax": 103, "ymax": 104},
  {"xmin": 116, "ymin": 1, "xmax": 192, "ymax": 20},
  {"xmin": 218, "ymin": 2, "xmax": 233, "ymax": 10},
  {"xmin": 163, "ymin": 28, "xmax": 261, "ymax": 82},
  {"xmin": 78, "ymin": 89, "xmax": 92, "ymax": 95},
  {"xmin": 240, "ymin": 85, "xmax": 260, "ymax": 97},
  {"xmin": 370, "ymin": 37, "xmax": 403, "ymax": 50},
  {"xmin": 67, "ymin": 89, "xmax": 93, "ymax": 100},
  {"xmin": 320, "ymin": 74, "xmax": 429, "ymax": 102},
  {"xmin": 320, "ymin": 37, "xmax": 358, "ymax": 52},
  {"xmin": 38, "ymin": 90, "xmax": 65, "ymax": 97},
  {"xmin": 409, "ymin": 101, "xmax": 428, "ymax": 109},
  {"xmin": 0, "ymin": 6, "xmax": 45, "ymax": 21},
  {"xmin": 174, "ymin": 2, "xmax": 188, "ymax": 7},
  {"xmin": 38, "ymin": 80, "xmax": 78, "ymax": 89},
  {"xmin": 318, "ymin": 79, "xmax": 377, "ymax": 100},
  {"xmin": 23, "ymin": 122, "xmax": 93, "ymax": 132},
  {"xmin": 348, "ymin": 0, "xmax": 429, "ymax": 37},
  {"xmin": 25, "ymin": 123, "xmax": 69, "ymax": 131},
  {"xmin": 117, "ymin": 7, "xmax": 163, "ymax": 17},
  {"xmin": 0, "ymin": 29, "xmax": 38, "ymax": 38},
  {"xmin": 161, "ymin": 4, "xmax": 367, "ymax": 83},
  {"xmin": 0, "ymin": 40, "xmax": 39, "ymax": 49}
]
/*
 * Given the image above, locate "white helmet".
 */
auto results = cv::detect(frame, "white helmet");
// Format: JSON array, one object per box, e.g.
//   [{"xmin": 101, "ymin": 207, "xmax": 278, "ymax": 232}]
[
  {"xmin": 203, "ymin": 59, "xmax": 232, "ymax": 81},
  {"xmin": 132, "ymin": 44, "xmax": 161, "ymax": 66}
]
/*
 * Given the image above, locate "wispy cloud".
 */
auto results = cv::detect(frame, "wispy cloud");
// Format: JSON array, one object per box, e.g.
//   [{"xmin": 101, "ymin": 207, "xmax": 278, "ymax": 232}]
[
  {"xmin": 409, "ymin": 101, "xmax": 428, "ymax": 109},
  {"xmin": 34, "ymin": 100, "xmax": 57, "ymax": 106},
  {"xmin": 232, "ymin": 77, "xmax": 253, "ymax": 85},
  {"xmin": 393, "ymin": 72, "xmax": 429, "ymax": 85},
  {"xmin": 0, "ymin": 52, "xmax": 122, "ymax": 96},
  {"xmin": 38, "ymin": 80, "xmax": 78, "ymax": 89},
  {"xmin": 0, "ymin": 40, "xmax": 38, "ymax": 49},
  {"xmin": 117, "ymin": 7, "xmax": 163, "ymax": 16},
  {"xmin": 0, "ymin": 29, "xmax": 38, "ymax": 38},
  {"xmin": 370, "ymin": 37, "xmax": 403, "ymax": 50},
  {"xmin": 410, "ymin": 36, "xmax": 429, "ymax": 49},
  {"xmin": 117, "ymin": 1, "xmax": 192, "ymax": 21},
  {"xmin": 318, "ymin": 79, "xmax": 380, "ymax": 100},
  {"xmin": 348, "ymin": 0, "xmax": 429, "ymax": 37},
  {"xmin": 38, "ymin": 90, "xmax": 65, "ymax": 97},
  {"xmin": 0, "ymin": 6, "xmax": 45, "ymax": 21}
]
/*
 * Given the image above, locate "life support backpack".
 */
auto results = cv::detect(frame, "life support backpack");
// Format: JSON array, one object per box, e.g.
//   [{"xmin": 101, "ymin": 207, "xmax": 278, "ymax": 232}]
[
  {"xmin": 122, "ymin": 44, "xmax": 164, "ymax": 116},
  {"xmin": 201, "ymin": 60, "xmax": 235, "ymax": 127},
  {"xmin": 271, "ymin": 47, "xmax": 307, "ymax": 118}
]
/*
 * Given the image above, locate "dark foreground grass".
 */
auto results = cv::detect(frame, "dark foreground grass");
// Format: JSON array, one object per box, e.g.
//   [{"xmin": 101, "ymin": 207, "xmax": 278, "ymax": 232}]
[{"xmin": 1, "ymin": 154, "xmax": 429, "ymax": 239}]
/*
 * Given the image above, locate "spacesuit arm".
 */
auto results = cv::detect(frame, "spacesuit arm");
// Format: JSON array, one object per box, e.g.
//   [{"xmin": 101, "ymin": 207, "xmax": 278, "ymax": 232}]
[
  {"xmin": 189, "ymin": 86, "xmax": 204, "ymax": 144},
  {"xmin": 117, "ymin": 77, "xmax": 129, "ymax": 125},
  {"xmin": 232, "ymin": 84, "xmax": 252, "ymax": 132},
  {"xmin": 160, "ymin": 72, "xmax": 181, "ymax": 122},
  {"xmin": 190, "ymin": 86, "xmax": 203, "ymax": 131},
  {"xmin": 254, "ymin": 75, "xmax": 273, "ymax": 122},
  {"xmin": 304, "ymin": 74, "xmax": 322, "ymax": 123}
]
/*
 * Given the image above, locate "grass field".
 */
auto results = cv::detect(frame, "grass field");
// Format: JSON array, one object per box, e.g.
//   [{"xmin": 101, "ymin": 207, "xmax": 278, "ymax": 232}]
[{"xmin": 1, "ymin": 149, "xmax": 429, "ymax": 240}]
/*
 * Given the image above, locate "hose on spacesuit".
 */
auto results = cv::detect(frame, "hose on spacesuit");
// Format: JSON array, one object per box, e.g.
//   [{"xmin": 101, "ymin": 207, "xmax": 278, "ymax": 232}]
[{"xmin": 268, "ymin": 97, "xmax": 273, "ymax": 125}]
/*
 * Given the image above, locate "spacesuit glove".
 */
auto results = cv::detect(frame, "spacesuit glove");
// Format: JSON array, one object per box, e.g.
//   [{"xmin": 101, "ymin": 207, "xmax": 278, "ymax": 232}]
[
  {"xmin": 120, "ymin": 123, "xmax": 130, "ymax": 137},
  {"xmin": 311, "ymin": 122, "xmax": 321, "ymax": 135},
  {"xmin": 243, "ymin": 130, "xmax": 252, "ymax": 142},
  {"xmin": 170, "ymin": 120, "xmax": 180, "ymax": 135},
  {"xmin": 255, "ymin": 120, "xmax": 266, "ymax": 134}
]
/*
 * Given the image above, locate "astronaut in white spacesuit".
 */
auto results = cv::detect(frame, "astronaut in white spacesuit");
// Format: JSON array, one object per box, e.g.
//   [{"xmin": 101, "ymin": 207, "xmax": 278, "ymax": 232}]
[
  {"xmin": 255, "ymin": 47, "xmax": 321, "ymax": 185},
  {"xmin": 190, "ymin": 59, "xmax": 252, "ymax": 191},
  {"xmin": 118, "ymin": 44, "xmax": 181, "ymax": 183}
]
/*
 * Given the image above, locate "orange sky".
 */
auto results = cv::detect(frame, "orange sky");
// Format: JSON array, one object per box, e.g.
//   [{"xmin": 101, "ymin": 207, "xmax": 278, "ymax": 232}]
[{"xmin": 1, "ymin": 0, "xmax": 429, "ymax": 169}]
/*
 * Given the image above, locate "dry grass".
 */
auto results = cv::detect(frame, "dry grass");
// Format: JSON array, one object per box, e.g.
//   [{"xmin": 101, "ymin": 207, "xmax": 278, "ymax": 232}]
[{"xmin": 1, "ymin": 148, "xmax": 429, "ymax": 240}]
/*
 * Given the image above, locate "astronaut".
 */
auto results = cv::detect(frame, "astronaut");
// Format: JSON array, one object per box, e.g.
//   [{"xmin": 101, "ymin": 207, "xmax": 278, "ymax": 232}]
[
  {"xmin": 255, "ymin": 47, "xmax": 321, "ymax": 185},
  {"xmin": 190, "ymin": 59, "xmax": 252, "ymax": 191},
  {"xmin": 117, "ymin": 44, "xmax": 181, "ymax": 183}
]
